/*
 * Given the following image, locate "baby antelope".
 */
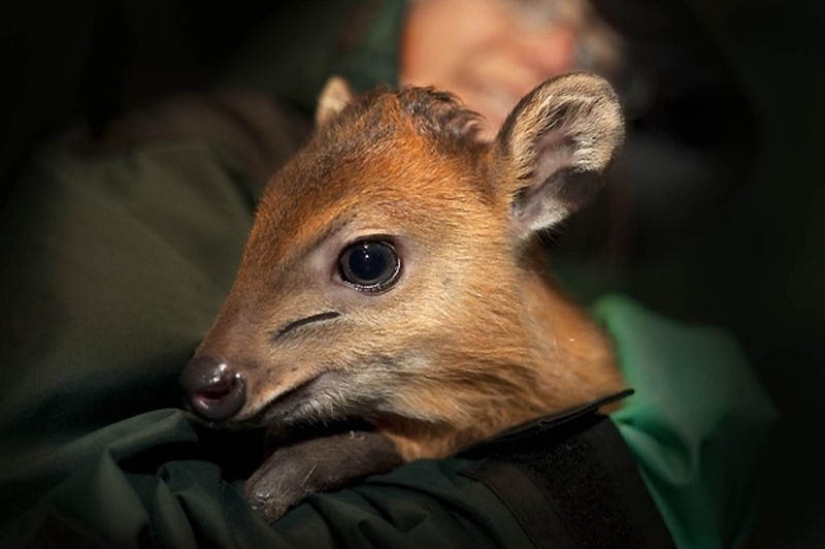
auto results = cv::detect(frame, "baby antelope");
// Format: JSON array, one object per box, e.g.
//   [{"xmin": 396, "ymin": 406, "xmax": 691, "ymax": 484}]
[{"xmin": 181, "ymin": 72, "xmax": 626, "ymax": 520}]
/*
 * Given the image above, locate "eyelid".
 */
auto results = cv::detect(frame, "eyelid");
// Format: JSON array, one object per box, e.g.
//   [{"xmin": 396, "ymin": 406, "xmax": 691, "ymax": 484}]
[{"xmin": 339, "ymin": 232, "xmax": 399, "ymax": 248}]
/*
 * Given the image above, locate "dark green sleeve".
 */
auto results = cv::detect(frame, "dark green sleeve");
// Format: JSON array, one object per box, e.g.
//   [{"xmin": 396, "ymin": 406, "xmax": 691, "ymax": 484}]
[
  {"xmin": 0, "ymin": 88, "xmax": 307, "ymax": 460},
  {"xmin": 1, "ymin": 409, "xmax": 531, "ymax": 549},
  {"xmin": 0, "ymin": 134, "xmax": 251, "ymax": 459}
]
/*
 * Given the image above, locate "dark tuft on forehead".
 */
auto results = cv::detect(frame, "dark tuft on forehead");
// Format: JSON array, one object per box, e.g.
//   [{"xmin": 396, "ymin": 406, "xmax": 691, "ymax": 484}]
[
  {"xmin": 322, "ymin": 86, "xmax": 485, "ymax": 154},
  {"xmin": 395, "ymin": 86, "xmax": 483, "ymax": 144}
]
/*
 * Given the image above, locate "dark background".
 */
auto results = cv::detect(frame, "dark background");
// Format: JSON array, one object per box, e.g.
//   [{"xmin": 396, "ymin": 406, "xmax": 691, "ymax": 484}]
[
  {"xmin": 1, "ymin": 1, "xmax": 822, "ymax": 546},
  {"xmin": 686, "ymin": 2, "xmax": 825, "ymax": 546}
]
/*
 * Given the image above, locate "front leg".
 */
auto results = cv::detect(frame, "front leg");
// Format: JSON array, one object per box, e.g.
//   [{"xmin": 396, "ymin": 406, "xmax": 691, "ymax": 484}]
[{"xmin": 244, "ymin": 430, "xmax": 403, "ymax": 522}]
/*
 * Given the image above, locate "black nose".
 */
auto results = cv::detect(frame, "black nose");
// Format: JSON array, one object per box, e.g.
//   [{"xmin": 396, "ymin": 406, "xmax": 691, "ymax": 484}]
[{"xmin": 181, "ymin": 355, "xmax": 246, "ymax": 421}]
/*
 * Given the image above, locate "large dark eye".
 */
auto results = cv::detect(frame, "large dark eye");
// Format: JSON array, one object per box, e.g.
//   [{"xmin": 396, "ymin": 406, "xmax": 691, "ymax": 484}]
[{"xmin": 338, "ymin": 240, "xmax": 401, "ymax": 292}]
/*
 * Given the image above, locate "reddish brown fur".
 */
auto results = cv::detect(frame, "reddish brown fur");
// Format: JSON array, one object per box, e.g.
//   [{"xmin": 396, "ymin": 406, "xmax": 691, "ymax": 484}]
[{"xmin": 195, "ymin": 75, "xmax": 624, "ymax": 461}]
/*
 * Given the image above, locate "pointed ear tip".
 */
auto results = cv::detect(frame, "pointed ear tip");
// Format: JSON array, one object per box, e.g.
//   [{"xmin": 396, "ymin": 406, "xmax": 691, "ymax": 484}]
[
  {"xmin": 540, "ymin": 72, "xmax": 622, "ymax": 111},
  {"xmin": 549, "ymin": 71, "xmax": 625, "ymax": 140},
  {"xmin": 498, "ymin": 72, "xmax": 623, "ymax": 136},
  {"xmin": 316, "ymin": 75, "xmax": 355, "ymax": 126},
  {"xmin": 322, "ymin": 75, "xmax": 352, "ymax": 93},
  {"xmin": 550, "ymin": 71, "xmax": 615, "ymax": 92},
  {"xmin": 318, "ymin": 76, "xmax": 354, "ymax": 105}
]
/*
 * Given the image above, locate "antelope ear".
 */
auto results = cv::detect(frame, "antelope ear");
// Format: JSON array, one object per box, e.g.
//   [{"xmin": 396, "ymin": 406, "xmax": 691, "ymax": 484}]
[
  {"xmin": 315, "ymin": 76, "xmax": 354, "ymax": 127},
  {"xmin": 496, "ymin": 72, "xmax": 624, "ymax": 236}
]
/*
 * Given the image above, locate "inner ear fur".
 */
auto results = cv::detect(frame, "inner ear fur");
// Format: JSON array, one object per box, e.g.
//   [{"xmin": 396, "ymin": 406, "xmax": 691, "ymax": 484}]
[
  {"xmin": 315, "ymin": 76, "xmax": 354, "ymax": 127},
  {"xmin": 496, "ymin": 72, "xmax": 625, "ymax": 235}
]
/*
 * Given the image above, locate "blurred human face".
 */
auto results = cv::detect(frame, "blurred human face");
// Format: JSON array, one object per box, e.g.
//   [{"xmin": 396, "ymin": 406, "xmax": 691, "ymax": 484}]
[{"xmin": 400, "ymin": 0, "xmax": 579, "ymax": 140}]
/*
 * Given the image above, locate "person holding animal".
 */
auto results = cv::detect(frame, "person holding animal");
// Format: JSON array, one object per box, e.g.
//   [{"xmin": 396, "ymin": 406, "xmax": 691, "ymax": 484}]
[{"xmin": 0, "ymin": 1, "xmax": 773, "ymax": 548}]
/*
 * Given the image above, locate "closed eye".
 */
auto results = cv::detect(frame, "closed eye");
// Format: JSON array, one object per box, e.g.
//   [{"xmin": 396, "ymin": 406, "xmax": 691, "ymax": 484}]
[{"xmin": 273, "ymin": 312, "xmax": 341, "ymax": 342}]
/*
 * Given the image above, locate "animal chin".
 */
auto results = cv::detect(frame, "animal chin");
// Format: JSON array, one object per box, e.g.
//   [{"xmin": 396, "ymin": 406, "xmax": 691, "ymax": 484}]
[{"xmin": 249, "ymin": 371, "xmax": 377, "ymax": 440}]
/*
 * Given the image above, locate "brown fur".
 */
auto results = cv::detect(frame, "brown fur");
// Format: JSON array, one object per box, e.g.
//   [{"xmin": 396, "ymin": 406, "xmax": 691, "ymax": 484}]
[{"xmin": 194, "ymin": 73, "xmax": 625, "ymax": 463}]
